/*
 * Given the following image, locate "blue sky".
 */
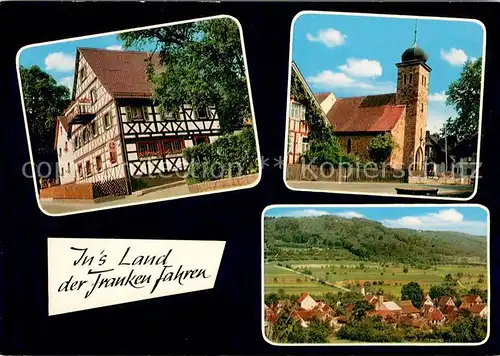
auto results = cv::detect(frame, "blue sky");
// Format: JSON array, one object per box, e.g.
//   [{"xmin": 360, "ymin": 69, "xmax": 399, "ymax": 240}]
[
  {"xmin": 265, "ymin": 206, "xmax": 488, "ymax": 236},
  {"xmin": 18, "ymin": 33, "xmax": 155, "ymax": 92},
  {"xmin": 292, "ymin": 13, "xmax": 485, "ymax": 133}
]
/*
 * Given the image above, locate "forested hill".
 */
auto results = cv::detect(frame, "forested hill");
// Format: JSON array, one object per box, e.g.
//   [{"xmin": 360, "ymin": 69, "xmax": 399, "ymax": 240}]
[{"xmin": 264, "ymin": 216, "xmax": 487, "ymax": 265}]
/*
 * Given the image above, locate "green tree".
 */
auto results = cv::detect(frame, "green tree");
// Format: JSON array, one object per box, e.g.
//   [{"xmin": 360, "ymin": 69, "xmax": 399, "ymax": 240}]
[
  {"xmin": 445, "ymin": 314, "xmax": 487, "ymax": 343},
  {"xmin": 351, "ymin": 300, "xmax": 374, "ymax": 320},
  {"xmin": 264, "ymin": 293, "xmax": 279, "ymax": 307},
  {"xmin": 468, "ymin": 288, "xmax": 488, "ymax": 302},
  {"xmin": 20, "ymin": 66, "xmax": 71, "ymax": 171},
  {"xmin": 442, "ymin": 57, "xmax": 482, "ymax": 144},
  {"xmin": 401, "ymin": 282, "xmax": 424, "ymax": 308},
  {"xmin": 302, "ymin": 138, "xmax": 343, "ymax": 165},
  {"xmin": 403, "ymin": 267, "xmax": 409, "ymax": 273},
  {"xmin": 368, "ymin": 133, "xmax": 394, "ymax": 164},
  {"xmin": 118, "ymin": 18, "xmax": 249, "ymax": 133}
]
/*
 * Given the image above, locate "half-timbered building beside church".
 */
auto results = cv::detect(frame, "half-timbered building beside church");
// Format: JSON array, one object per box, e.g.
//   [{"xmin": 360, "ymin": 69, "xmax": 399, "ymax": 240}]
[{"xmin": 55, "ymin": 47, "xmax": 222, "ymax": 196}]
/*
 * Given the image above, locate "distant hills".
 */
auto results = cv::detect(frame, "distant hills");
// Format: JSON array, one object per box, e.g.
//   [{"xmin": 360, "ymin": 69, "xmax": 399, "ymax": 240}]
[{"xmin": 264, "ymin": 216, "xmax": 487, "ymax": 265}]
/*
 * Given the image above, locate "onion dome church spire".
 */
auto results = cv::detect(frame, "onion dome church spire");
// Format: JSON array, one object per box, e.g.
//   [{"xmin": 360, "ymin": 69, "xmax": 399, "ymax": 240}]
[{"xmin": 401, "ymin": 19, "xmax": 428, "ymax": 63}]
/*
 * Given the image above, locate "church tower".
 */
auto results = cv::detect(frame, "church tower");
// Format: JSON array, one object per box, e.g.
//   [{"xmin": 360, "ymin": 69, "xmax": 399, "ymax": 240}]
[{"xmin": 396, "ymin": 23, "xmax": 431, "ymax": 170}]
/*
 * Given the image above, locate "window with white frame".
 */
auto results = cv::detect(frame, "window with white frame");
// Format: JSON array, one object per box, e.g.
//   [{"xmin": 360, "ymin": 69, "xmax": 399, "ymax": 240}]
[
  {"xmin": 195, "ymin": 107, "xmax": 208, "ymax": 120},
  {"xmin": 302, "ymin": 136, "xmax": 310, "ymax": 154},
  {"xmin": 90, "ymin": 88, "xmax": 98, "ymax": 104},
  {"xmin": 289, "ymin": 102, "xmax": 305, "ymax": 120},
  {"xmin": 104, "ymin": 112, "xmax": 112, "ymax": 129},
  {"xmin": 125, "ymin": 107, "xmax": 144, "ymax": 121},
  {"xmin": 161, "ymin": 109, "xmax": 178, "ymax": 121}
]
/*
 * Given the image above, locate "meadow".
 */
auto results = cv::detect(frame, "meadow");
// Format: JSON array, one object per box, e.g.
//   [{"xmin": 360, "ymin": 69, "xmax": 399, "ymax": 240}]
[{"xmin": 264, "ymin": 260, "xmax": 487, "ymax": 297}]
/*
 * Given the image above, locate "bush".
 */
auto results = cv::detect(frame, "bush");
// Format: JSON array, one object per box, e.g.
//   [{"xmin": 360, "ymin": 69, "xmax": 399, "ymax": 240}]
[
  {"xmin": 183, "ymin": 126, "xmax": 258, "ymax": 184},
  {"xmin": 368, "ymin": 133, "xmax": 394, "ymax": 164}
]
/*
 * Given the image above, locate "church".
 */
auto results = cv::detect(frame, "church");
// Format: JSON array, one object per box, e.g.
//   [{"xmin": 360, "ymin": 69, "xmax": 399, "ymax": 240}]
[{"xmin": 290, "ymin": 33, "xmax": 431, "ymax": 170}]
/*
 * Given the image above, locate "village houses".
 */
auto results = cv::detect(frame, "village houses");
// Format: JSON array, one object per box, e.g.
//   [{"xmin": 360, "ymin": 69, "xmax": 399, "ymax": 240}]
[{"xmin": 265, "ymin": 292, "xmax": 487, "ymax": 333}]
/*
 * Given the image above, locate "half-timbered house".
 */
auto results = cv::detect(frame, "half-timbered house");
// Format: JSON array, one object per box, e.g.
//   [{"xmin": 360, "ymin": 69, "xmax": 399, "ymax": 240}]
[{"xmin": 55, "ymin": 47, "xmax": 222, "ymax": 196}]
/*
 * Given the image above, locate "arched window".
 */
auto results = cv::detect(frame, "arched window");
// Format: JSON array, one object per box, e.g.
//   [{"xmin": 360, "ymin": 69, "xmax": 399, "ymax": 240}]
[
  {"xmin": 421, "ymin": 103, "xmax": 424, "ymax": 112},
  {"xmin": 403, "ymin": 74, "xmax": 407, "ymax": 85},
  {"xmin": 409, "ymin": 74, "xmax": 413, "ymax": 84},
  {"xmin": 347, "ymin": 138, "xmax": 352, "ymax": 154}
]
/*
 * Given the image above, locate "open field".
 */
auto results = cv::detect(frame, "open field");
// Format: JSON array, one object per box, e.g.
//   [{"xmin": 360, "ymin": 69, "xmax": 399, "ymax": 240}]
[{"xmin": 264, "ymin": 261, "xmax": 487, "ymax": 297}]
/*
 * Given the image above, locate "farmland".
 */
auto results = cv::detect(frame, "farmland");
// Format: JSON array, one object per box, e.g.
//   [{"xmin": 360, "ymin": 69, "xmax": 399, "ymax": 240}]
[{"xmin": 264, "ymin": 260, "xmax": 487, "ymax": 297}]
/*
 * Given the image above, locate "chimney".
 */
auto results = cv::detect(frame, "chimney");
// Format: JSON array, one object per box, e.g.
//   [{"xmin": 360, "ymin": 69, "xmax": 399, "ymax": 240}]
[
  {"xmin": 361, "ymin": 286, "xmax": 365, "ymax": 296},
  {"xmin": 379, "ymin": 295, "xmax": 384, "ymax": 305}
]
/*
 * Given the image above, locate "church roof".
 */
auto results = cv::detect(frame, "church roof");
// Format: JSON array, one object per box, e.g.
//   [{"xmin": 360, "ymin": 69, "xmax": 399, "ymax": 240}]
[
  {"xmin": 78, "ymin": 48, "xmax": 162, "ymax": 99},
  {"xmin": 325, "ymin": 93, "xmax": 406, "ymax": 133}
]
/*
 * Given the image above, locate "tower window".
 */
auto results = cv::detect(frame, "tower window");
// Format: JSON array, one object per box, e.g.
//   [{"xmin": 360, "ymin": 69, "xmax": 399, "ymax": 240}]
[
  {"xmin": 421, "ymin": 103, "xmax": 424, "ymax": 112},
  {"xmin": 403, "ymin": 74, "xmax": 407, "ymax": 85},
  {"xmin": 409, "ymin": 74, "xmax": 413, "ymax": 84}
]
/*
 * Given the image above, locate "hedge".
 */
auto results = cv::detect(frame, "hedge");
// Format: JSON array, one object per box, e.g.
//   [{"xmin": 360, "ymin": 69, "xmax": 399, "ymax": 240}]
[{"xmin": 183, "ymin": 126, "xmax": 258, "ymax": 184}]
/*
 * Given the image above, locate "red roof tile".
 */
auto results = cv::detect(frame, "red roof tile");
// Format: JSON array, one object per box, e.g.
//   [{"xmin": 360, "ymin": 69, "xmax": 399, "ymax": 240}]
[
  {"xmin": 297, "ymin": 293, "xmax": 310, "ymax": 304},
  {"xmin": 398, "ymin": 300, "xmax": 420, "ymax": 314},
  {"xmin": 79, "ymin": 48, "xmax": 161, "ymax": 99},
  {"xmin": 326, "ymin": 93, "xmax": 405, "ymax": 132},
  {"xmin": 468, "ymin": 303, "xmax": 487, "ymax": 314},
  {"xmin": 314, "ymin": 92, "xmax": 330, "ymax": 104},
  {"xmin": 428, "ymin": 309, "xmax": 444, "ymax": 321},
  {"xmin": 443, "ymin": 305, "xmax": 457, "ymax": 314},
  {"xmin": 462, "ymin": 295, "xmax": 482, "ymax": 304}
]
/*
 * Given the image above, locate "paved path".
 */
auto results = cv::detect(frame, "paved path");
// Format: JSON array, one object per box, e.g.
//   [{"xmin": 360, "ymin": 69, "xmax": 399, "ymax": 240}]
[
  {"xmin": 40, "ymin": 184, "xmax": 190, "ymax": 214},
  {"xmin": 271, "ymin": 264, "xmax": 351, "ymax": 292},
  {"xmin": 287, "ymin": 180, "xmax": 474, "ymax": 197}
]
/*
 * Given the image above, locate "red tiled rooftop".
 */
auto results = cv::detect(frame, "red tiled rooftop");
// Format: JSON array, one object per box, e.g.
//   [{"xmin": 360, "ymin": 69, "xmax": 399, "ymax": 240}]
[
  {"xmin": 297, "ymin": 293, "xmax": 310, "ymax": 304},
  {"xmin": 79, "ymin": 48, "xmax": 162, "ymax": 99},
  {"xmin": 468, "ymin": 303, "xmax": 487, "ymax": 314},
  {"xmin": 326, "ymin": 93, "xmax": 405, "ymax": 132},
  {"xmin": 314, "ymin": 92, "xmax": 330, "ymax": 104},
  {"xmin": 398, "ymin": 300, "xmax": 420, "ymax": 314},
  {"xmin": 462, "ymin": 295, "xmax": 482, "ymax": 304}
]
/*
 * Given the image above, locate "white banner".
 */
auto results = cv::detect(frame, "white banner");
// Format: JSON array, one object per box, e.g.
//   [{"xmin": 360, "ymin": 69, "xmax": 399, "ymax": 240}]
[{"xmin": 48, "ymin": 238, "xmax": 226, "ymax": 315}]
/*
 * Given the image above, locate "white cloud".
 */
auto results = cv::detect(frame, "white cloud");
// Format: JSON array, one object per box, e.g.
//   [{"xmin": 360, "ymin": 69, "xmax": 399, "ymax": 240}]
[
  {"xmin": 44, "ymin": 52, "xmax": 75, "ymax": 72},
  {"xmin": 338, "ymin": 58, "xmax": 382, "ymax": 78},
  {"xmin": 334, "ymin": 211, "xmax": 365, "ymax": 219},
  {"xmin": 440, "ymin": 48, "xmax": 468, "ymax": 66},
  {"xmin": 427, "ymin": 101, "xmax": 457, "ymax": 133},
  {"xmin": 106, "ymin": 45, "xmax": 123, "ymax": 51},
  {"xmin": 306, "ymin": 28, "xmax": 347, "ymax": 48},
  {"xmin": 381, "ymin": 208, "xmax": 487, "ymax": 236},
  {"xmin": 428, "ymin": 91, "xmax": 447, "ymax": 102},
  {"xmin": 470, "ymin": 56, "xmax": 478, "ymax": 62},
  {"xmin": 58, "ymin": 76, "xmax": 73, "ymax": 91},
  {"xmin": 307, "ymin": 70, "xmax": 396, "ymax": 96}
]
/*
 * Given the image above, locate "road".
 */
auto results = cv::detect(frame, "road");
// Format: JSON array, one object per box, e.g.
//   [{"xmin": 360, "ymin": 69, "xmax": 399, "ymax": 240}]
[
  {"xmin": 287, "ymin": 180, "xmax": 474, "ymax": 198},
  {"xmin": 271, "ymin": 264, "xmax": 351, "ymax": 292},
  {"xmin": 40, "ymin": 184, "xmax": 190, "ymax": 215}
]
